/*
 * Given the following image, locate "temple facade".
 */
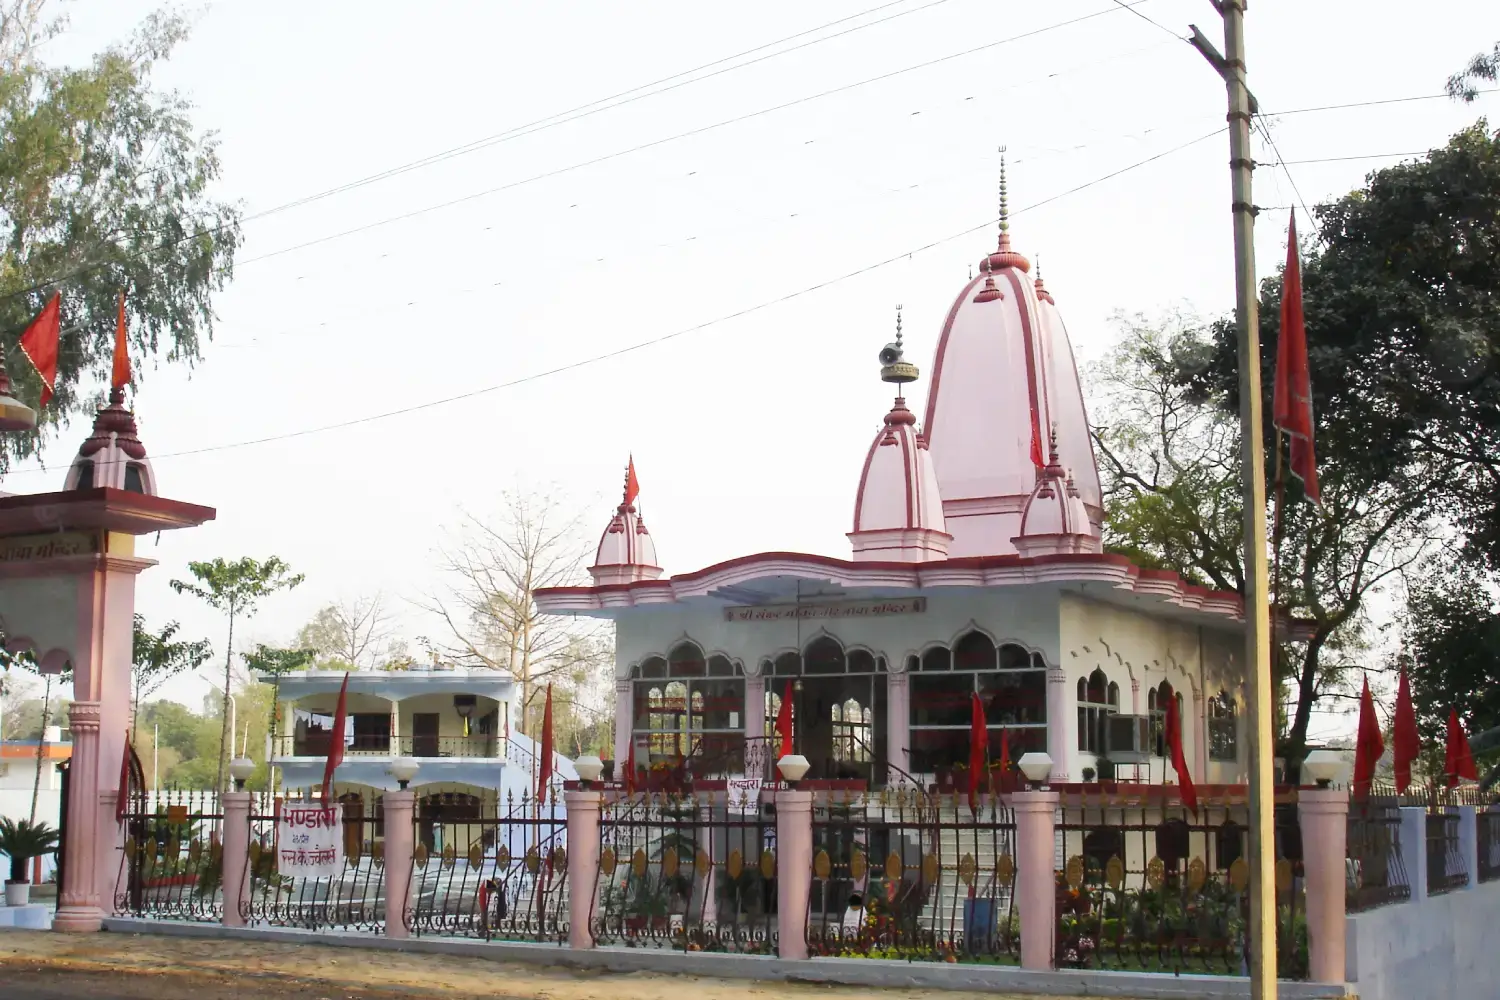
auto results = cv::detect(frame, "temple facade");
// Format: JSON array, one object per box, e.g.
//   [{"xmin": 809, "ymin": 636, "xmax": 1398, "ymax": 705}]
[{"xmin": 536, "ymin": 165, "xmax": 1252, "ymax": 792}]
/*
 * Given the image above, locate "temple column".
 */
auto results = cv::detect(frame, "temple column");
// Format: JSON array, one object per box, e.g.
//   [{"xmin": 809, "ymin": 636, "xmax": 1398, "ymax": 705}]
[
  {"xmin": 1013, "ymin": 788, "xmax": 1060, "ymax": 970},
  {"xmin": 54, "ymin": 701, "xmax": 103, "ymax": 932},
  {"xmin": 1298, "ymin": 788, "xmax": 1348, "ymax": 984},
  {"xmin": 1192, "ymin": 684, "xmax": 1208, "ymax": 778},
  {"xmin": 742, "ymin": 671, "xmax": 765, "ymax": 774},
  {"xmin": 383, "ymin": 789, "xmax": 416, "ymax": 938},
  {"xmin": 614, "ymin": 679, "xmax": 632, "ymax": 776},
  {"xmin": 96, "ymin": 789, "xmax": 123, "ymax": 918},
  {"xmin": 565, "ymin": 789, "xmax": 603, "ymax": 949},
  {"xmin": 1045, "ymin": 666, "xmax": 1071, "ymax": 783},
  {"xmin": 775, "ymin": 788, "xmax": 814, "ymax": 959},
  {"xmin": 220, "ymin": 791, "xmax": 251, "ymax": 928},
  {"xmin": 885, "ymin": 667, "xmax": 910, "ymax": 783}
]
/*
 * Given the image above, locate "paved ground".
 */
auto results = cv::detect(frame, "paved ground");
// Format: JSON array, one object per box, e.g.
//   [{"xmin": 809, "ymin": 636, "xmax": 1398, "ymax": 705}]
[{"xmin": 0, "ymin": 930, "xmax": 1117, "ymax": 1000}]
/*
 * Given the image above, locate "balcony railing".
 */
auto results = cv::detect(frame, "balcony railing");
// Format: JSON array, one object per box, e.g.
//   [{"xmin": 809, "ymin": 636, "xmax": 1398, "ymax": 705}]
[{"xmin": 272, "ymin": 735, "xmax": 503, "ymax": 759}]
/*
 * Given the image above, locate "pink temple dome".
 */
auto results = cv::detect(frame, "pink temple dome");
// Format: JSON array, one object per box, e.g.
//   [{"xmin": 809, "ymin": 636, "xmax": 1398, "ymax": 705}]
[
  {"xmin": 589, "ymin": 461, "xmax": 663, "ymax": 586},
  {"xmin": 1011, "ymin": 436, "xmax": 1100, "ymax": 559},
  {"xmin": 848, "ymin": 397, "xmax": 951, "ymax": 562},
  {"xmin": 63, "ymin": 387, "xmax": 158, "ymax": 495}
]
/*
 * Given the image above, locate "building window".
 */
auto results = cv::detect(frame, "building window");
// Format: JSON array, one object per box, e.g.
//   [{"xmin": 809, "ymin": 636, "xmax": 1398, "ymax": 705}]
[
  {"xmin": 1209, "ymin": 691, "xmax": 1238, "ymax": 761},
  {"xmin": 909, "ymin": 631, "xmax": 1048, "ymax": 773},
  {"xmin": 1076, "ymin": 668, "xmax": 1117, "ymax": 754},
  {"xmin": 832, "ymin": 698, "xmax": 872, "ymax": 762},
  {"xmin": 630, "ymin": 643, "xmax": 745, "ymax": 769}
]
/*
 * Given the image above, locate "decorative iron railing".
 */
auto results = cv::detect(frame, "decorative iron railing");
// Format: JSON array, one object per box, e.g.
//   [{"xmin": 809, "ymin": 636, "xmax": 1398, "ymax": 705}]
[
  {"xmin": 806, "ymin": 786, "xmax": 1019, "ymax": 963},
  {"xmin": 404, "ymin": 791, "xmax": 568, "ymax": 942},
  {"xmin": 590, "ymin": 789, "xmax": 778, "ymax": 954},
  {"xmin": 240, "ymin": 801, "xmax": 387, "ymax": 932},
  {"xmin": 1346, "ymin": 797, "xmax": 1410, "ymax": 912},
  {"xmin": 115, "ymin": 788, "xmax": 229, "ymax": 923},
  {"xmin": 271, "ymin": 735, "xmax": 503, "ymax": 758},
  {"xmin": 1479, "ymin": 808, "xmax": 1500, "ymax": 884},
  {"xmin": 1426, "ymin": 808, "xmax": 1467, "ymax": 895},
  {"xmin": 1054, "ymin": 796, "xmax": 1306, "ymax": 979}
]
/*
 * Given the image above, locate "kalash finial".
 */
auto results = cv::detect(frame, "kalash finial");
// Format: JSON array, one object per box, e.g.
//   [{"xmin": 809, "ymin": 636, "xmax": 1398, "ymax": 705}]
[
  {"xmin": 1034, "ymin": 253, "xmax": 1054, "ymax": 304},
  {"xmin": 879, "ymin": 305, "xmax": 919, "ymax": 385},
  {"xmin": 982, "ymin": 144, "xmax": 1030, "ymax": 274}
]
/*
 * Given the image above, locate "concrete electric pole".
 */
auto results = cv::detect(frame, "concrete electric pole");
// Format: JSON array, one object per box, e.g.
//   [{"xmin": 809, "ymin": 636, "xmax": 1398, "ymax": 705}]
[{"xmin": 1189, "ymin": 3, "xmax": 1276, "ymax": 998}]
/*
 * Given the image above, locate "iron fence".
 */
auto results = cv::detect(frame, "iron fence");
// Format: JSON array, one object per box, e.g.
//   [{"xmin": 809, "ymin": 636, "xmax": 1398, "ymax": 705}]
[
  {"xmin": 590, "ymin": 788, "xmax": 778, "ymax": 954},
  {"xmin": 240, "ymin": 800, "xmax": 387, "ymax": 932},
  {"xmin": 1053, "ymin": 795, "xmax": 1306, "ymax": 979},
  {"xmin": 806, "ymin": 786, "xmax": 1019, "ymax": 963},
  {"xmin": 405, "ymin": 791, "xmax": 568, "ymax": 942},
  {"xmin": 1480, "ymin": 808, "xmax": 1500, "ymax": 884},
  {"xmin": 1425, "ymin": 808, "xmax": 1467, "ymax": 895},
  {"xmin": 1345, "ymin": 797, "xmax": 1410, "ymax": 912},
  {"xmin": 115, "ymin": 788, "xmax": 228, "ymax": 923}
]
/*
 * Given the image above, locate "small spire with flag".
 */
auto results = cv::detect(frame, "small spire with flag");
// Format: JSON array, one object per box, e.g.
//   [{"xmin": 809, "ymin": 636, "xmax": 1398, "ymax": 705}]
[
  {"xmin": 624, "ymin": 456, "xmax": 640, "ymax": 508},
  {"xmin": 111, "ymin": 291, "xmax": 132, "ymax": 397}
]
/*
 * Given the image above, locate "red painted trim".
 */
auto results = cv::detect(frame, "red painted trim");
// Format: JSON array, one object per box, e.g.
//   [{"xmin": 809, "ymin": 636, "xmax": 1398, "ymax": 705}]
[
  {"xmin": 1001, "ymin": 269, "xmax": 1045, "ymax": 467},
  {"xmin": 921, "ymin": 274, "xmax": 986, "ymax": 438},
  {"xmin": 897, "ymin": 423, "xmax": 914, "ymax": 527},
  {"xmin": 0, "ymin": 487, "xmax": 215, "ymax": 536}
]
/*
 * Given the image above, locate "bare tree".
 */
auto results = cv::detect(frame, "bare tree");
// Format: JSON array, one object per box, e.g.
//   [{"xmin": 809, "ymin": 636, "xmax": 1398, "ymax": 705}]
[
  {"xmin": 295, "ymin": 594, "xmax": 396, "ymax": 670},
  {"xmin": 421, "ymin": 489, "xmax": 611, "ymax": 735}
]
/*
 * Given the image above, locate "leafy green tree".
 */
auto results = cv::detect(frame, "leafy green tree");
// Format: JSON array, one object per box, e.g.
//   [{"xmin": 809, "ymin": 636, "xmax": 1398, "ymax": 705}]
[
  {"xmin": 1399, "ymin": 562, "xmax": 1500, "ymax": 750},
  {"xmin": 131, "ymin": 614, "xmax": 211, "ymax": 746},
  {"xmin": 240, "ymin": 642, "xmax": 314, "ymax": 756},
  {"xmin": 0, "ymin": 2, "xmax": 242, "ymax": 472},
  {"xmin": 1448, "ymin": 44, "xmax": 1500, "ymax": 102},
  {"xmin": 170, "ymin": 557, "xmax": 303, "ymax": 791}
]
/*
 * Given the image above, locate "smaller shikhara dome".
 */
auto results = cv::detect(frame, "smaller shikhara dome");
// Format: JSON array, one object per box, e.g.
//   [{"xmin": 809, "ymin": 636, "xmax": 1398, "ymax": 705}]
[
  {"xmin": 849, "ymin": 312, "xmax": 952, "ymax": 562},
  {"xmin": 589, "ymin": 459, "xmax": 663, "ymax": 586},
  {"xmin": 63, "ymin": 386, "xmax": 157, "ymax": 495},
  {"xmin": 1011, "ymin": 432, "xmax": 1099, "ymax": 558}
]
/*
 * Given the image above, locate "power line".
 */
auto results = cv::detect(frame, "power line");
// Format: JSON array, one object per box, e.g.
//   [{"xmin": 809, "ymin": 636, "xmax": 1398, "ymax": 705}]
[
  {"xmin": 1107, "ymin": 0, "xmax": 1186, "ymax": 41},
  {"xmin": 1268, "ymin": 87, "xmax": 1498, "ymax": 117},
  {"xmin": 8, "ymin": 126, "xmax": 1224, "ymax": 474},
  {"xmin": 1272, "ymin": 150, "xmax": 1428, "ymax": 166},
  {"xmin": 0, "ymin": 2, "xmax": 1150, "ymax": 304}
]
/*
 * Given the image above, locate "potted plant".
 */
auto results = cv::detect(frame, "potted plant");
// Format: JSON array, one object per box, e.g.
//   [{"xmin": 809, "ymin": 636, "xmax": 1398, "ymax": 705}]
[{"xmin": 0, "ymin": 818, "xmax": 60, "ymax": 906}]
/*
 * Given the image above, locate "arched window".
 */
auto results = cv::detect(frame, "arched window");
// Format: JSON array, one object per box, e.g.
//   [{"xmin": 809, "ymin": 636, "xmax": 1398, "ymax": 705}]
[
  {"xmin": 908, "ymin": 635, "xmax": 1047, "ymax": 773},
  {"xmin": 832, "ymin": 697, "xmax": 872, "ymax": 762},
  {"xmin": 1077, "ymin": 668, "xmax": 1114, "ymax": 754},
  {"xmin": 1150, "ymin": 680, "xmax": 1174, "ymax": 757},
  {"xmin": 630, "ymin": 646, "xmax": 746, "ymax": 768},
  {"xmin": 1209, "ymin": 691, "xmax": 1238, "ymax": 761}
]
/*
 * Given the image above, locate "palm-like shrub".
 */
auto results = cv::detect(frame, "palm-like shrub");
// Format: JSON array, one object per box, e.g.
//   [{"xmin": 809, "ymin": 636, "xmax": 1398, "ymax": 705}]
[{"xmin": 0, "ymin": 817, "xmax": 60, "ymax": 883}]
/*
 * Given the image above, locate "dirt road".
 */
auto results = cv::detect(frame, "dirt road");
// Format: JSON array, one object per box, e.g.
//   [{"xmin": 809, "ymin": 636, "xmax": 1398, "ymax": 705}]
[{"xmin": 0, "ymin": 930, "xmax": 1121, "ymax": 999}]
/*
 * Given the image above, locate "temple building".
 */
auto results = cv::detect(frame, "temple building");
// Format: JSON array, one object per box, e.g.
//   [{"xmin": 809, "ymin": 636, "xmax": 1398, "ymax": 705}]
[{"xmin": 535, "ymin": 165, "xmax": 1253, "ymax": 791}]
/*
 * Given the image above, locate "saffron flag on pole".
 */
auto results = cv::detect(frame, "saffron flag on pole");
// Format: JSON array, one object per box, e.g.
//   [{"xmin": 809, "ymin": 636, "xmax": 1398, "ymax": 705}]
[
  {"xmin": 1352, "ymin": 676, "xmax": 1385, "ymax": 797},
  {"xmin": 1446, "ymin": 708, "xmax": 1478, "ymax": 789},
  {"xmin": 1391, "ymin": 666, "xmax": 1422, "ymax": 794},
  {"xmin": 537, "ymin": 684, "xmax": 555, "ymax": 803},
  {"xmin": 1164, "ymin": 688, "xmax": 1198, "ymax": 816},
  {"xmin": 112, "ymin": 291, "xmax": 131, "ymax": 390},
  {"xmin": 774, "ymin": 681, "xmax": 794, "ymax": 760},
  {"xmin": 625, "ymin": 456, "xmax": 640, "ymax": 506},
  {"xmin": 18, "ymin": 292, "xmax": 61, "ymax": 407},
  {"xmin": 1272, "ymin": 211, "xmax": 1320, "ymax": 504},
  {"xmin": 320, "ymin": 673, "xmax": 350, "ymax": 802},
  {"xmin": 968, "ymin": 692, "xmax": 987, "ymax": 812}
]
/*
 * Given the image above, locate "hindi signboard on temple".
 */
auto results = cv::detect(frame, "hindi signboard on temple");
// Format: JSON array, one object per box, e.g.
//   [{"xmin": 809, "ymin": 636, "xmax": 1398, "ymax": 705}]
[
  {"xmin": 723, "ymin": 597, "xmax": 926, "ymax": 623},
  {"xmin": 277, "ymin": 804, "xmax": 343, "ymax": 878}
]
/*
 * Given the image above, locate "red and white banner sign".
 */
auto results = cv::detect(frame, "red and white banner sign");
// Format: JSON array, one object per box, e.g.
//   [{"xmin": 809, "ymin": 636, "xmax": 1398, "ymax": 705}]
[
  {"xmin": 723, "ymin": 597, "xmax": 926, "ymax": 623},
  {"xmin": 277, "ymin": 805, "xmax": 344, "ymax": 878}
]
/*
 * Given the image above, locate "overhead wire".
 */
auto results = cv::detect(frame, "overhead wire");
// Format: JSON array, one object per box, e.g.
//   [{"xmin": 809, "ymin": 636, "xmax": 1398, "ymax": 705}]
[{"xmin": 4, "ymin": 125, "xmax": 1226, "ymax": 476}]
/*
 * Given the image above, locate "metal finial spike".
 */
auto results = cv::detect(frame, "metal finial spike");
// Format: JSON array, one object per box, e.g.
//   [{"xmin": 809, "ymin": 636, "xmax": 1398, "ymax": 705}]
[
  {"xmin": 895, "ymin": 304, "xmax": 903, "ymax": 347},
  {"xmin": 998, "ymin": 145, "xmax": 1010, "ymax": 234}
]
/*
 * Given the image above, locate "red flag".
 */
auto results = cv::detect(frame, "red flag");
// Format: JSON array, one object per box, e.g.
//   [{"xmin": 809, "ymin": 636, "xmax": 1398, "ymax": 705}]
[
  {"xmin": 1392, "ymin": 667, "xmax": 1422, "ymax": 794},
  {"xmin": 111, "ymin": 291, "xmax": 131, "ymax": 390},
  {"xmin": 1164, "ymin": 687, "xmax": 1198, "ymax": 816},
  {"xmin": 320, "ymin": 673, "xmax": 350, "ymax": 801},
  {"xmin": 1273, "ymin": 212, "xmax": 1320, "ymax": 505},
  {"xmin": 1446, "ymin": 708, "xmax": 1479, "ymax": 788},
  {"xmin": 624, "ymin": 735, "xmax": 637, "ymax": 794},
  {"xmin": 774, "ymin": 681, "xmax": 794, "ymax": 760},
  {"xmin": 968, "ymin": 692, "xmax": 987, "ymax": 811},
  {"xmin": 624, "ymin": 456, "xmax": 640, "ymax": 506},
  {"xmin": 536, "ymin": 685, "xmax": 555, "ymax": 802},
  {"xmin": 18, "ymin": 293, "xmax": 61, "ymax": 408},
  {"xmin": 1352, "ymin": 676, "xmax": 1385, "ymax": 796}
]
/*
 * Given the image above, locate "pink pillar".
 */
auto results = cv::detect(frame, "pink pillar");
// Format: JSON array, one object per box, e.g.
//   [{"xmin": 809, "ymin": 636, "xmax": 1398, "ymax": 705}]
[
  {"xmin": 54, "ymin": 701, "xmax": 103, "ymax": 933},
  {"xmin": 565, "ymin": 789, "xmax": 603, "ymax": 949},
  {"xmin": 1012, "ymin": 789, "xmax": 1059, "ymax": 971},
  {"xmin": 220, "ymin": 791, "xmax": 251, "ymax": 928},
  {"xmin": 96, "ymin": 790, "xmax": 123, "ymax": 918},
  {"xmin": 743, "ymin": 674, "xmax": 765, "ymax": 760},
  {"xmin": 613, "ymin": 680, "xmax": 632, "ymax": 773},
  {"xmin": 886, "ymin": 669, "xmax": 910, "ymax": 781},
  {"xmin": 1045, "ymin": 668, "xmax": 1071, "ymax": 783},
  {"xmin": 1192, "ymin": 686, "xmax": 1208, "ymax": 778},
  {"xmin": 775, "ymin": 788, "xmax": 813, "ymax": 960},
  {"xmin": 383, "ymin": 790, "xmax": 416, "ymax": 938},
  {"xmin": 1298, "ymin": 787, "xmax": 1348, "ymax": 985}
]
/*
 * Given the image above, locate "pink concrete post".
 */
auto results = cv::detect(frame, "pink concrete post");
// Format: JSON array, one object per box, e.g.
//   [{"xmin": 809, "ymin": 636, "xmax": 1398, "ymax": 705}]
[
  {"xmin": 382, "ymin": 790, "xmax": 416, "ymax": 939},
  {"xmin": 1012, "ymin": 789, "xmax": 1059, "ymax": 970},
  {"xmin": 54, "ymin": 701, "xmax": 103, "ymax": 933},
  {"xmin": 220, "ymin": 791, "xmax": 251, "ymax": 928},
  {"xmin": 776, "ymin": 788, "xmax": 813, "ymax": 960},
  {"xmin": 96, "ymin": 790, "xmax": 123, "ymax": 918},
  {"xmin": 565, "ymin": 789, "xmax": 603, "ymax": 949},
  {"xmin": 1298, "ymin": 787, "xmax": 1348, "ymax": 984},
  {"xmin": 613, "ymin": 680, "xmax": 632, "ymax": 772}
]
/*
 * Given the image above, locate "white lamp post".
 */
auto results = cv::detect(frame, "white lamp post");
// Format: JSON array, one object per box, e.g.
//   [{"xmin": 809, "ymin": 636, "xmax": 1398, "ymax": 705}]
[
  {"xmin": 1301, "ymin": 749, "xmax": 1342, "ymax": 789},
  {"xmin": 228, "ymin": 756, "xmax": 255, "ymax": 792},
  {"xmin": 1017, "ymin": 752, "xmax": 1053, "ymax": 790},
  {"xmin": 776, "ymin": 754, "xmax": 810, "ymax": 787},
  {"xmin": 387, "ymin": 757, "xmax": 420, "ymax": 791},
  {"xmin": 574, "ymin": 754, "xmax": 604, "ymax": 788}
]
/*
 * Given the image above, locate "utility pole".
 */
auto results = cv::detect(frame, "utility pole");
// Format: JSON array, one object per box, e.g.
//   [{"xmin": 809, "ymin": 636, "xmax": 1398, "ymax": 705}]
[{"xmin": 1190, "ymin": 3, "xmax": 1275, "ymax": 997}]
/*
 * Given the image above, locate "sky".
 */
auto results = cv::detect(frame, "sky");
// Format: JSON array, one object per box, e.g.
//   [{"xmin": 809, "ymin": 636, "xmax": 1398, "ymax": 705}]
[{"xmin": 3, "ymin": 0, "xmax": 1498, "ymax": 741}]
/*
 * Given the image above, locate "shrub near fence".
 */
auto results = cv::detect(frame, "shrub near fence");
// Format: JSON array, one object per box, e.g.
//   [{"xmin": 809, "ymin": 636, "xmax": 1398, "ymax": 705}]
[
  {"xmin": 806, "ymin": 786, "xmax": 1019, "ymax": 964},
  {"xmin": 404, "ymin": 791, "xmax": 568, "ymax": 943},
  {"xmin": 241, "ymin": 800, "xmax": 387, "ymax": 932}
]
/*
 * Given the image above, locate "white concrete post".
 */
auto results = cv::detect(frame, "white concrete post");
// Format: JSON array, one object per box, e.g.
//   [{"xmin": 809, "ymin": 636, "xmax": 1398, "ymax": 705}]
[
  {"xmin": 1398, "ymin": 806, "xmax": 1427, "ymax": 903},
  {"xmin": 1458, "ymin": 805, "xmax": 1479, "ymax": 890}
]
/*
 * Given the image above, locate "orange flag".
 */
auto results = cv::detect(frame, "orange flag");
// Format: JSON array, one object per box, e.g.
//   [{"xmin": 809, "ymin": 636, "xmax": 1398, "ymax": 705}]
[
  {"xmin": 18, "ymin": 293, "xmax": 61, "ymax": 407},
  {"xmin": 1446, "ymin": 709, "xmax": 1478, "ymax": 789},
  {"xmin": 111, "ymin": 291, "xmax": 131, "ymax": 390},
  {"xmin": 1165, "ymin": 688, "xmax": 1198, "ymax": 816},
  {"xmin": 968, "ymin": 692, "xmax": 988, "ymax": 811},
  {"xmin": 320, "ymin": 673, "xmax": 350, "ymax": 801},
  {"xmin": 774, "ymin": 681, "xmax": 794, "ymax": 760},
  {"xmin": 625, "ymin": 456, "xmax": 640, "ymax": 506},
  {"xmin": 1273, "ymin": 212, "xmax": 1320, "ymax": 504},
  {"xmin": 1391, "ymin": 666, "xmax": 1422, "ymax": 794}
]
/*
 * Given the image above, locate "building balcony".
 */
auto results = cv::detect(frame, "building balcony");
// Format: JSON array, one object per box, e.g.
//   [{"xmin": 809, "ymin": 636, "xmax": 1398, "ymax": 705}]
[{"xmin": 271, "ymin": 734, "xmax": 504, "ymax": 760}]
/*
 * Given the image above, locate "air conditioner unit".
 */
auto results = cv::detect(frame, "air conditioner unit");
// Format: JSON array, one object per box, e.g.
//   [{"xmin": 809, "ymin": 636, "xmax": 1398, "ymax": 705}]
[{"xmin": 1106, "ymin": 715, "xmax": 1152, "ymax": 763}]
